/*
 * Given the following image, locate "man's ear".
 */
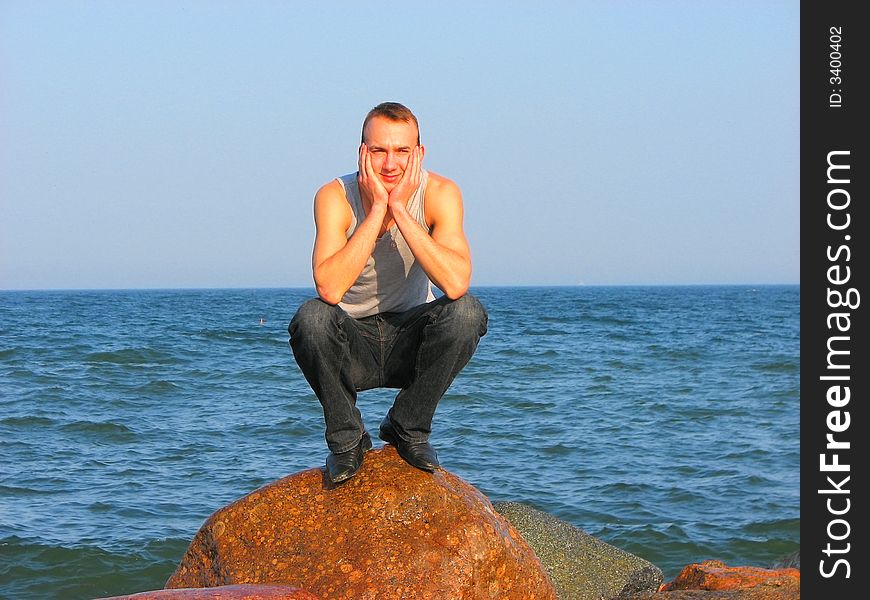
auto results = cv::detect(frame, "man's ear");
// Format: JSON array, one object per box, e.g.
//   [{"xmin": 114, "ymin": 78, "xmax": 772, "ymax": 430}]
[{"xmin": 419, "ymin": 145, "xmax": 426, "ymax": 158}]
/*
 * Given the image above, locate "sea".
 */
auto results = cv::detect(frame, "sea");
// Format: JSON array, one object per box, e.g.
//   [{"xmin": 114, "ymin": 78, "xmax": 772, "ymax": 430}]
[{"xmin": 0, "ymin": 285, "xmax": 799, "ymax": 599}]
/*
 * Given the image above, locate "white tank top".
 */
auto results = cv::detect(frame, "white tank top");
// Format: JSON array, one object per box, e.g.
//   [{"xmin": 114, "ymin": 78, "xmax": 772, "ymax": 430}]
[{"xmin": 336, "ymin": 170, "xmax": 436, "ymax": 318}]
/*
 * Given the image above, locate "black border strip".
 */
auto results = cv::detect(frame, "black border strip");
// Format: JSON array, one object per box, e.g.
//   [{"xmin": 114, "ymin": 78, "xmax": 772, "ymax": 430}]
[{"xmin": 801, "ymin": 1, "xmax": 866, "ymax": 595}]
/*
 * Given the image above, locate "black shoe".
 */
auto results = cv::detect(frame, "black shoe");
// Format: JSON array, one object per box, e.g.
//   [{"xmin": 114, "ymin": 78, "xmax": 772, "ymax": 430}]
[
  {"xmin": 378, "ymin": 416, "xmax": 440, "ymax": 472},
  {"xmin": 326, "ymin": 431, "xmax": 372, "ymax": 483}
]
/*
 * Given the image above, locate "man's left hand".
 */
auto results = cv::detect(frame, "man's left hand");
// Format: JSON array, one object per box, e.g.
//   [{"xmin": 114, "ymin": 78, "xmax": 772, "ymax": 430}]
[{"xmin": 387, "ymin": 146, "xmax": 423, "ymax": 213}]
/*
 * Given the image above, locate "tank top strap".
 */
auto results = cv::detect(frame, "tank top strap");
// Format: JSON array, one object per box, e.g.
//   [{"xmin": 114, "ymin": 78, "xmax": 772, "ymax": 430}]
[{"xmin": 337, "ymin": 170, "xmax": 429, "ymax": 237}]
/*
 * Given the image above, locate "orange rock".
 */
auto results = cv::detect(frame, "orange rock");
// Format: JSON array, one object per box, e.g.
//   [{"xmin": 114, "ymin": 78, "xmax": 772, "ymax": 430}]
[
  {"xmin": 662, "ymin": 560, "xmax": 800, "ymax": 592},
  {"xmin": 95, "ymin": 584, "xmax": 319, "ymax": 599},
  {"xmin": 166, "ymin": 447, "xmax": 556, "ymax": 600}
]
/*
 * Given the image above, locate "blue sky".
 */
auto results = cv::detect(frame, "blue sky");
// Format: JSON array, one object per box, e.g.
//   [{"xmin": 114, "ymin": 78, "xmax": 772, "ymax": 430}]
[{"xmin": 1, "ymin": 1, "xmax": 799, "ymax": 289}]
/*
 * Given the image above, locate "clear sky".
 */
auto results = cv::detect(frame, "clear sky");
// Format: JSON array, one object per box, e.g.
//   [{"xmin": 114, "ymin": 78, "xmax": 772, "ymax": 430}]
[{"xmin": 1, "ymin": 1, "xmax": 799, "ymax": 290}]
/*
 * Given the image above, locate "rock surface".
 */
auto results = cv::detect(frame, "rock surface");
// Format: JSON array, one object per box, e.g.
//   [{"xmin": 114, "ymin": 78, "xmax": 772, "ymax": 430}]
[
  {"xmin": 625, "ymin": 560, "xmax": 800, "ymax": 599},
  {"xmin": 493, "ymin": 500, "xmax": 663, "ymax": 599},
  {"xmin": 96, "ymin": 584, "xmax": 319, "ymax": 599},
  {"xmin": 166, "ymin": 447, "xmax": 556, "ymax": 599},
  {"xmin": 661, "ymin": 560, "xmax": 799, "ymax": 594}
]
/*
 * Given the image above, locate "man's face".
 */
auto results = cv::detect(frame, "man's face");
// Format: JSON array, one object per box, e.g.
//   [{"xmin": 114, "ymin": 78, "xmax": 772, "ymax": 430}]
[{"xmin": 362, "ymin": 116, "xmax": 421, "ymax": 192}]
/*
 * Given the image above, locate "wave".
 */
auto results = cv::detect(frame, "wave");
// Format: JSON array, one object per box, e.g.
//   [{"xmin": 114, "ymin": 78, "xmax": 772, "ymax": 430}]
[
  {"xmin": 752, "ymin": 360, "xmax": 799, "ymax": 374},
  {"xmin": 134, "ymin": 380, "xmax": 181, "ymax": 394},
  {"xmin": 520, "ymin": 327, "xmax": 566, "ymax": 336},
  {"xmin": 1, "ymin": 415, "xmax": 56, "ymax": 427},
  {"xmin": 84, "ymin": 347, "xmax": 177, "ymax": 366},
  {"xmin": 59, "ymin": 420, "xmax": 137, "ymax": 442},
  {"xmin": 0, "ymin": 484, "xmax": 55, "ymax": 496},
  {"xmin": 195, "ymin": 328, "xmax": 263, "ymax": 344}
]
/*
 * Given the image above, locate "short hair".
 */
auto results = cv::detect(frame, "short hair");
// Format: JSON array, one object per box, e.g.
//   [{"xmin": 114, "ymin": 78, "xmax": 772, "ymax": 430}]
[{"xmin": 361, "ymin": 102, "xmax": 421, "ymax": 145}]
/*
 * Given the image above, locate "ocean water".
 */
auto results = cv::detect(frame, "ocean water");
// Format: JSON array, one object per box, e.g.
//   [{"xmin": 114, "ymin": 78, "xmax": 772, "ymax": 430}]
[{"xmin": 0, "ymin": 286, "xmax": 799, "ymax": 599}]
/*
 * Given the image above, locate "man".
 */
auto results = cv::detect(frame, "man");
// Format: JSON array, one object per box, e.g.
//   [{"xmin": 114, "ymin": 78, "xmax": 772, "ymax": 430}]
[{"xmin": 289, "ymin": 102, "xmax": 487, "ymax": 484}]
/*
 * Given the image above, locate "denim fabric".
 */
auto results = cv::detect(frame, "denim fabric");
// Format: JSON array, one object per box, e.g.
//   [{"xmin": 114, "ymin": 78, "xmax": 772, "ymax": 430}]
[{"xmin": 289, "ymin": 294, "xmax": 488, "ymax": 453}]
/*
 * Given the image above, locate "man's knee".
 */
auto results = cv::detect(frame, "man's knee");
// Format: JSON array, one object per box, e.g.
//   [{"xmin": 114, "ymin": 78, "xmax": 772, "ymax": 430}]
[
  {"xmin": 289, "ymin": 298, "xmax": 344, "ymax": 339},
  {"xmin": 440, "ymin": 294, "xmax": 488, "ymax": 338}
]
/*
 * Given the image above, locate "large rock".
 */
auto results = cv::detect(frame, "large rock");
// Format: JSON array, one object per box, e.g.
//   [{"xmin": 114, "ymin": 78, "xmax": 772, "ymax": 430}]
[
  {"xmin": 167, "ymin": 447, "xmax": 556, "ymax": 599},
  {"xmin": 96, "ymin": 584, "xmax": 319, "ymax": 599},
  {"xmin": 493, "ymin": 501, "xmax": 663, "ymax": 599}
]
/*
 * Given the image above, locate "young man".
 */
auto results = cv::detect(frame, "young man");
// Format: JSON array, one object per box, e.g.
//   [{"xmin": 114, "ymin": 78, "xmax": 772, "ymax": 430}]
[{"xmin": 289, "ymin": 102, "xmax": 487, "ymax": 483}]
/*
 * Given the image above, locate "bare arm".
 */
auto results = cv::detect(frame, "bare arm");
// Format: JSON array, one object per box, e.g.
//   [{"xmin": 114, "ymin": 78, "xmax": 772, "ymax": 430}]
[
  {"xmin": 311, "ymin": 147, "xmax": 390, "ymax": 304},
  {"xmin": 390, "ymin": 169, "xmax": 472, "ymax": 300}
]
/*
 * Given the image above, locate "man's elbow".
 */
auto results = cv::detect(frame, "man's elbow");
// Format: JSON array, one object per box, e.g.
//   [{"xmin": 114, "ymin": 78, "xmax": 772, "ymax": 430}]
[
  {"xmin": 316, "ymin": 284, "xmax": 344, "ymax": 306},
  {"xmin": 442, "ymin": 278, "xmax": 470, "ymax": 300},
  {"xmin": 441, "ymin": 263, "xmax": 472, "ymax": 300}
]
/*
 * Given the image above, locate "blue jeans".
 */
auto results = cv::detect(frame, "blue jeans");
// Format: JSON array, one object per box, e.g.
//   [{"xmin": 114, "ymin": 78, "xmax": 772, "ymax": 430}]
[{"xmin": 289, "ymin": 294, "xmax": 488, "ymax": 453}]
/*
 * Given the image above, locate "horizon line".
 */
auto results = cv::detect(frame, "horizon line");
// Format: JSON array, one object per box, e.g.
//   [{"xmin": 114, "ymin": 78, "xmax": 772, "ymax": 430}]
[{"xmin": 1, "ymin": 282, "xmax": 801, "ymax": 293}]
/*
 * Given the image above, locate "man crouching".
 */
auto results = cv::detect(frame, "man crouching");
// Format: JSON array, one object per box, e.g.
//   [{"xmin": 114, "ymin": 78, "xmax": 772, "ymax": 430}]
[{"xmin": 289, "ymin": 102, "xmax": 487, "ymax": 483}]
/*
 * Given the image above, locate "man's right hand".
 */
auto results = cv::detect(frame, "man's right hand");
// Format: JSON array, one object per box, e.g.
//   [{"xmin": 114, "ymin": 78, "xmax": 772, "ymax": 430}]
[{"xmin": 357, "ymin": 143, "xmax": 389, "ymax": 213}]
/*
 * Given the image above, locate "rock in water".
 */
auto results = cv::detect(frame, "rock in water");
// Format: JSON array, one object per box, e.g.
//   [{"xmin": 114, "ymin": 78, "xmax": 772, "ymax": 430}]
[
  {"xmin": 167, "ymin": 447, "xmax": 556, "ymax": 599},
  {"xmin": 492, "ymin": 501, "xmax": 663, "ymax": 599},
  {"xmin": 661, "ymin": 560, "xmax": 800, "ymax": 594}
]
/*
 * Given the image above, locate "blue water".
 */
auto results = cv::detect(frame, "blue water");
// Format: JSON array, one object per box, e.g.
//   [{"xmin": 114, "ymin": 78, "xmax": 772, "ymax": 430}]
[{"xmin": 0, "ymin": 286, "xmax": 799, "ymax": 599}]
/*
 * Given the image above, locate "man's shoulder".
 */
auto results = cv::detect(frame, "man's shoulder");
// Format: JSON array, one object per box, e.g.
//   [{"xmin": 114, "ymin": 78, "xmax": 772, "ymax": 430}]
[
  {"xmin": 425, "ymin": 171, "xmax": 461, "ymax": 199},
  {"xmin": 423, "ymin": 171, "xmax": 463, "ymax": 228},
  {"xmin": 314, "ymin": 178, "xmax": 354, "ymax": 228},
  {"xmin": 316, "ymin": 175, "xmax": 353, "ymax": 202}
]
